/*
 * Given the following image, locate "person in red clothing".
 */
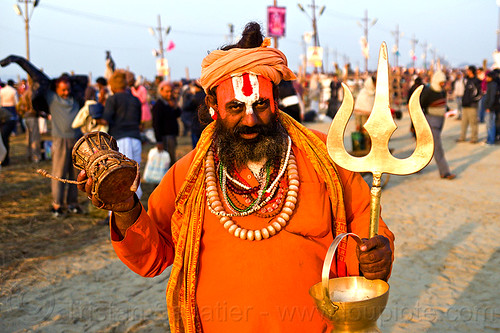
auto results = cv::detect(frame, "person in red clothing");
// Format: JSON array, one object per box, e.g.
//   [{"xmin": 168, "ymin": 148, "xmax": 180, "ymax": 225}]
[{"xmin": 78, "ymin": 22, "xmax": 394, "ymax": 332}]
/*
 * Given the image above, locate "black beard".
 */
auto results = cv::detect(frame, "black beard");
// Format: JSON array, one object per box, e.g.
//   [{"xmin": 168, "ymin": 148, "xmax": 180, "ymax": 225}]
[{"xmin": 215, "ymin": 114, "xmax": 287, "ymax": 169}]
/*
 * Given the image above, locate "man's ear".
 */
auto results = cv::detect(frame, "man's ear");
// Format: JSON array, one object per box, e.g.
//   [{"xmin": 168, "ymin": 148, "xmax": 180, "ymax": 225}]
[
  {"xmin": 205, "ymin": 94, "xmax": 217, "ymax": 109},
  {"xmin": 205, "ymin": 94, "xmax": 218, "ymax": 120}
]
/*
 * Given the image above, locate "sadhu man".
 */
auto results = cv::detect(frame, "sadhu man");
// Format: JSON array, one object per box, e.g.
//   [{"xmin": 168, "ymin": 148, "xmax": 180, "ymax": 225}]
[{"xmin": 78, "ymin": 22, "xmax": 394, "ymax": 332}]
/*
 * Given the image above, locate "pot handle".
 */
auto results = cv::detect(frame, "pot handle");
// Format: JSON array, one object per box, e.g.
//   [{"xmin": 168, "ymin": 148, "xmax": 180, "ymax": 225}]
[{"xmin": 321, "ymin": 233, "xmax": 363, "ymax": 302}]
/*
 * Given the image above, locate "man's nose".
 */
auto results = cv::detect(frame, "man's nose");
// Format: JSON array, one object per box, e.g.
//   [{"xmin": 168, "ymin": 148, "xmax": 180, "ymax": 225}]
[{"xmin": 241, "ymin": 107, "xmax": 258, "ymax": 127}]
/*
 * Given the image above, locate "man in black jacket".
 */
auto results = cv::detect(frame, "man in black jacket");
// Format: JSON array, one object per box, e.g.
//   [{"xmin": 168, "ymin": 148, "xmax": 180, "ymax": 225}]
[
  {"xmin": 100, "ymin": 70, "xmax": 143, "ymax": 198},
  {"xmin": 457, "ymin": 65, "xmax": 482, "ymax": 143}
]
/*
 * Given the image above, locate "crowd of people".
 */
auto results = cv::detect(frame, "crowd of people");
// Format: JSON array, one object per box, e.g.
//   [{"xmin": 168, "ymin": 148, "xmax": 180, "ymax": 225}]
[
  {"xmin": 0, "ymin": 55, "xmax": 206, "ymax": 217},
  {"xmin": 305, "ymin": 63, "xmax": 500, "ymax": 144},
  {"xmin": 298, "ymin": 63, "xmax": 499, "ymax": 180},
  {"xmin": 0, "ymin": 53, "xmax": 499, "ymax": 217}
]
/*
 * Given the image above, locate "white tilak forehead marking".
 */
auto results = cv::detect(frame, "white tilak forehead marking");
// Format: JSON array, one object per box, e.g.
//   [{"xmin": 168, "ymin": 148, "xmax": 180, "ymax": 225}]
[{"xmin": 232, "ymin": 74, "xmax": 259, "ymax": 115}]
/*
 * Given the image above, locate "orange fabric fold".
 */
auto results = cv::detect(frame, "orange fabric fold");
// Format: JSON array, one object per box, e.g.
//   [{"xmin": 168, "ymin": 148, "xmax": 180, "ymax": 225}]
[
  {"xmin": 166, "ymin": 121, "xmax": 215, "ymax": 333},
  {"xmin": 200, "ymin": 47, "xmax": 297, "ymax": 93}
]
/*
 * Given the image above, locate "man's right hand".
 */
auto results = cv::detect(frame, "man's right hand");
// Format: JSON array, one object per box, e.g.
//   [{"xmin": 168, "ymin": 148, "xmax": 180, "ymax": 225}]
[{"xmin": 76, "ymin": 170, "xmax": 137, "ymax": 212}]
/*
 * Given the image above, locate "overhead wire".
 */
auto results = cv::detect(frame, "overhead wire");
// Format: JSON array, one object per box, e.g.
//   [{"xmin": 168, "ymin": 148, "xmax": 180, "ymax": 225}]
[
  {"xmin": 1, "ymin": 2, "xmax": 229, "ymax": 59},
  {"xmin": 39, "ymin": 3, "xmax": 226, "ymax": 38},
  {"xmin": 40, "ymin": 3, "xmax": 150, "ymax": 28},
  {"xmin": 10, "ymin": 2, "xmax": 484, "ymax": 69}
]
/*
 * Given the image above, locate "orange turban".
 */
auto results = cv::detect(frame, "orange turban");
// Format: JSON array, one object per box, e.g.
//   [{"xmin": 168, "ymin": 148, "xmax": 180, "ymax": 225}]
[{"xmin": 200, "ymin": 46, "xmax": 297, "ymax": 93}]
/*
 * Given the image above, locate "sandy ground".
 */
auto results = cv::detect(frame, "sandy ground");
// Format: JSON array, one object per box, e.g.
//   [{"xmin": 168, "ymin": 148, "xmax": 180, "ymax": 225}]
[{"xmin": 1, "ymin": 111, "xmax": 499, "ymax": 332}]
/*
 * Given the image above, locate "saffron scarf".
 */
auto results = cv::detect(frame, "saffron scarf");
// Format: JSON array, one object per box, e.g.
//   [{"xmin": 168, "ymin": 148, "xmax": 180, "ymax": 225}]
[{"xmin": 166, "ymin": 112, "xmax": 347, "ymax": 332}]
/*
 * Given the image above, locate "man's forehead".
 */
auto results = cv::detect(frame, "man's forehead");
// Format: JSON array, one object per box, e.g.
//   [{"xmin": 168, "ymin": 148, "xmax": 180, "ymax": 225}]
[{"xmin": 217, "ymin": 73, "xmax": 273, "ymax": 102}]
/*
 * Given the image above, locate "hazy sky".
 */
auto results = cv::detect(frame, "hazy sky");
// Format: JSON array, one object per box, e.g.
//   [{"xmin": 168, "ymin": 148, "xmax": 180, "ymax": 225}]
[{"xmin": 0, "ymin": 0, "xmax": 497, "ymax": 82}]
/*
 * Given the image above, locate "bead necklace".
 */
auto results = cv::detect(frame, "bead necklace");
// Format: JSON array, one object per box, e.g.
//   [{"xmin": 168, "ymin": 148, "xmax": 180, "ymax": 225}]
[
  {"xmin": 212, "ymin": 136, "xmax": 292, "ymax": 217},
  {"xmin": 225, "ymin": 158, "xmax": 280, "ymax": 195},
  {"xmin": 225, "ymin": 176, "xmax": 287, "ymax": 218},
  {"xmin": 205, "ymin": 137, "xmax": 300, "ymax": 241},
  {"xmin": 220, "ymin": 161, "xmax": 270, "ymax": 214}
]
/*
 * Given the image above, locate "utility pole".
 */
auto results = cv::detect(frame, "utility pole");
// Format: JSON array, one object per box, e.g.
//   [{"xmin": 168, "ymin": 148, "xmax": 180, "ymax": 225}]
[
  {"xmin": 421, "ymin": 41, "xmax": 428, "ymax": 70},
  {"xmin": 155, "ymin": 15, "xmax": 169, "ymax": 60},
  {"xmin": 311, "ymin": 0, "xmax": 319, "ymax": 47},
  {"xmin": 331, "ymin": 48, "xmax": 339, "ymax": 74},
  {"xmin": 149, "ymin": 15, "xmax": 171, "ymax": 80},
  {"xmin": 343, "ymin": 54, "xmax": 350, "ymax": 66},
  {"xmin": 13, "ymin": 0, "xmax": 39, "ymax": 61},
  {"xmin": 301, "ymin": 33, "xmax": 308, "ymax": 79},
  {"xmin": 332, "ymin": 49, "xmax": 338, "ymax": 64},
  {"xmin": 298, "ymin": 0, "xmax": 326, "ymax": 72},
  {"xmin": 391, "ymin": 24, "xmax": 403, "ymax": 69},
  {"xmin": 497, "ymin": 0, "xmax": 500, "ymax": 50},
  {"xmin": 228, "ymin": 23, "xmax": 234, "ymax": 44},
  {"xmin": 324, "ymin": 46, "xmax": 329, "ymax": 73},
  {"xmin": 357, "ymin": 9, "xmax": 377, "ymax": 73},
  {"xmin": 430, "ymin": 47, "xmax": 437, "ymax": 70},
  {"xmin": 409, "ymin": 34, "xmax": 418, "ymax": 70}
]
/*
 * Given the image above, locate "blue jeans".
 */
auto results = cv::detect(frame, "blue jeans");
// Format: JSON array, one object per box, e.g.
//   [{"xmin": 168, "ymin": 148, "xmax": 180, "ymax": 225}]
[
  {"xmin": 486, "ymin": 110, "xmax": 496, "ymax": 144},
  {"xmin": 478, "ymin": 96, "xmax": 486, "ymax": 123}
]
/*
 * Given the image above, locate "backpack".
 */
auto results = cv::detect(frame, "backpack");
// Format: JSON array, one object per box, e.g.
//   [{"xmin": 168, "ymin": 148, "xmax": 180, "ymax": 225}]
[
  {"xmin": 462, "ymin": 78, "xmax": 481, "ymax": 106},
  {"xmin": 88, "ymin": 102, "xmax": 104, "ymax": 119}
]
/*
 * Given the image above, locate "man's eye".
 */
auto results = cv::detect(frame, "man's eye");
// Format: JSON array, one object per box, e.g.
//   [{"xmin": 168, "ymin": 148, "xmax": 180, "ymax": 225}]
[
  {"xmin": 254, "ymin": 99, "xmax": 269, "ymax": 109},
  {"xmin": 228, "ymin": 103, "xmax": 244, "ymax": 112}
]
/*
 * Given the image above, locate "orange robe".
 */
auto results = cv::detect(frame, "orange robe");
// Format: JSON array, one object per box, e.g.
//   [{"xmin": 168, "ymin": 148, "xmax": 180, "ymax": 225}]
[{"xmin": 111, "ymin": 131, "xmax": 395, "ymax": 332}]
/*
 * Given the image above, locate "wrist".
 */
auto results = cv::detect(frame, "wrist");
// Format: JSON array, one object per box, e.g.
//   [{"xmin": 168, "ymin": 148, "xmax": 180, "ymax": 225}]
[
  {"xmin": 112, "ymin": 195, "xmax": 142, "ymax": 238},
  {"xmin": 113, "ymin": 194, "xmax": 139, "ymax": 213},
  {"xmin": 113, "ymin": 195, "xmax": 141, "ymax": 222},
  {"xmin": 113, "ymin": 204, "xmax": 141, "ymax": 225}
]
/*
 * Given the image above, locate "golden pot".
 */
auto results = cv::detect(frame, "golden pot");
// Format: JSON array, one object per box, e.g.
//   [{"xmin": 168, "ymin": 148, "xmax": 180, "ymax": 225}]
[{"xmin": 309, "ymin": 233, "xmax": 389, "ymax": 332}]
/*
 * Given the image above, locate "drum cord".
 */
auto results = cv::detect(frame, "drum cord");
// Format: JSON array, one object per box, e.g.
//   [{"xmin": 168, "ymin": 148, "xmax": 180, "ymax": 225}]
[
  {"xmin": 37, "ymin": 161, "xmax": 140, "ymax": 191},
  {"xmin": 37, "ymin": 169, "xmax": 87, "ymax": 185}
]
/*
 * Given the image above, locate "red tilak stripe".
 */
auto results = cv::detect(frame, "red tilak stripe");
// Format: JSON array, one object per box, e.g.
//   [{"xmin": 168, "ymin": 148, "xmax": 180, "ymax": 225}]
[{"xmin": 242, "ymin": 73, "xmax": 253, "ymax": 97}]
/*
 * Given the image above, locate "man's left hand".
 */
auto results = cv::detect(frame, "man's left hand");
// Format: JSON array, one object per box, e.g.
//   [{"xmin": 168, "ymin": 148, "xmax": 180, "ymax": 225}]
[{"xmin": 356, "ymin": 235, "xmax": 392, "ymax": 281}]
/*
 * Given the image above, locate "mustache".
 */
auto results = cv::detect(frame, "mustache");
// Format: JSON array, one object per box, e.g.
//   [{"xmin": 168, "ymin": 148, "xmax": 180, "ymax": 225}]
[{"xmin": 233, "ymin": 124, "xmax": 273, "ymax": 136}]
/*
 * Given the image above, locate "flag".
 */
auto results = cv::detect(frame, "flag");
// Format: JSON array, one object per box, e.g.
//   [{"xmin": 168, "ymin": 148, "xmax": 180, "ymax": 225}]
[{"xmin": 166, "ymin": 40, "xmax": 175, "ymax": 52}]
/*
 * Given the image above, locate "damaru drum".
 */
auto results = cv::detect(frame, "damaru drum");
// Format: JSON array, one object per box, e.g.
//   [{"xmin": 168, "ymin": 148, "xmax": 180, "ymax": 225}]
[{"xmin": 72, "ymin": 131, "xmax": 138, "ymax": 205}]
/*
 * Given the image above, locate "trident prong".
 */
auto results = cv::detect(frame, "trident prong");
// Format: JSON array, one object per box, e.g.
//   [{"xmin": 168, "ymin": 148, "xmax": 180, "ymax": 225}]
[{"xmin": 326, "ymin": 42, "xmax": 434, "ymax": 238}]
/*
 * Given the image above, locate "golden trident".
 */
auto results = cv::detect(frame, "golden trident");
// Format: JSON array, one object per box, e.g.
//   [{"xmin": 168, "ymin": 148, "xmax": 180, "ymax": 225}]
[{"xmin": 327, "ymin": 42, "xmax": 434, "ymax": 238}]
